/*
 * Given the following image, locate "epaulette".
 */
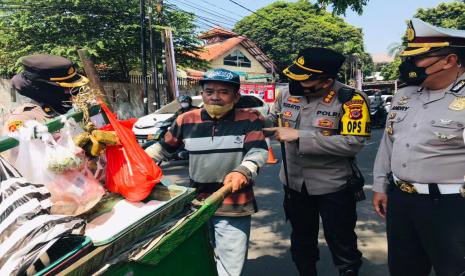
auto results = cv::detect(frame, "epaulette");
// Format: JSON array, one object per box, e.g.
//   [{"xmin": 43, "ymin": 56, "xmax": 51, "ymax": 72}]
[
  {"xmin": 451, "ymin": 79, "xmax": 465, "ymax": 93},
  {"xmin": 337, "ymin": 87, "xmax": 356, "ymax": 104}
]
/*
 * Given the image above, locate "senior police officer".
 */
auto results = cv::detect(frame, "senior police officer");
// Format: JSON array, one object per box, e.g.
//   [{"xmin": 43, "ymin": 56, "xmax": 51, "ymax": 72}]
[
  {"xmin": 264, "ymin": 47, "xmax": 371, "ymax": 276},
  {"xmin": 373, "ymin": 19, "xmax": 465, "ymax": 276},
  {"xmin": 2, "ymin": 54, "xmax": 89, "ymax": 136}
]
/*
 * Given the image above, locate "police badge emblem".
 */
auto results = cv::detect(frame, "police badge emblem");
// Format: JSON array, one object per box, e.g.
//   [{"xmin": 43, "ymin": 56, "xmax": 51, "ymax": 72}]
[{"xmin": 449, "ymin": 97, "xmax": 465, "ymax": 111}]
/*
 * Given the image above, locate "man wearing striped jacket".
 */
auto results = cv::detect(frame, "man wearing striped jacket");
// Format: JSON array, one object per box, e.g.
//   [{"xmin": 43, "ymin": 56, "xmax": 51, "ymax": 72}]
[{"xmin": 145, "ymin": 68, "xmax": 268, "ymax": 276}]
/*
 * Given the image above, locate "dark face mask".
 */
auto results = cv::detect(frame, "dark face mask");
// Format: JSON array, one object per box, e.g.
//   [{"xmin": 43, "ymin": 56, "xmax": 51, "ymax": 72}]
[
  {"xmin": 289, "ymin": 80, "xmax": 324, "ymax": 96},
  {"xmin": 399, "ymin": 56, "xmax": 445, "ymax": 85}
]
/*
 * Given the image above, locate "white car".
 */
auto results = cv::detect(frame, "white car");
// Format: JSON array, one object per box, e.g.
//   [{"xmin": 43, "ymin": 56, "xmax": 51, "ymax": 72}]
[{"xmin": 133, "ymin": 94, "xmax": 270, "ymax": 145}]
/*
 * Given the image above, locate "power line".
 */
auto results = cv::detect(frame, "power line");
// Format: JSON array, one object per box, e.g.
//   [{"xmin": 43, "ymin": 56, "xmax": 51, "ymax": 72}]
[
  {"xmin": 199, "ymin": 0, "xmax": 245, "ymax": 19},
  {"xmin": 165, "ymin": 3, "xmax": 234, "ymax": 29},
  {"xmin": 228, "ymin": 0, "xmax": 273, "ymax": 23},
  {"xmin": 167, "ymin": 0, "xmax": 237, "ymax": 25},
  {"xmin": 172, "ymin": 0, "xmax": 240, "ymax": 22}
]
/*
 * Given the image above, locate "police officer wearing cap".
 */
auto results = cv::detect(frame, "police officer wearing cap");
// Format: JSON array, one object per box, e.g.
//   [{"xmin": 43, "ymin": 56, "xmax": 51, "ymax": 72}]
[
  {"xmin": 373, "ymin": 19, "xmax": 465, "ymax": 276},
  {"xmin": 2, "ymin": 54, "xmax": 89, "ymax": 136},
  {"xmin": 264, "ymin": 47, "xmax": 371, "ymax": 276}
]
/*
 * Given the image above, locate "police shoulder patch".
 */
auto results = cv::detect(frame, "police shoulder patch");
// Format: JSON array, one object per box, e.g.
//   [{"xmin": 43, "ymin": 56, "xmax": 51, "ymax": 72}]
[{"xmin": 339, "ymin": 92, "xmax": 371, "ymax": 137}]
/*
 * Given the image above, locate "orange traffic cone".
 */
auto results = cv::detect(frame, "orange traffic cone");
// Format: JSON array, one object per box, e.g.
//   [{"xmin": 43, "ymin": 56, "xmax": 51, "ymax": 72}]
[{"xmin": 265, "ymin": 137, "xmax": 279, "ymax": 164}]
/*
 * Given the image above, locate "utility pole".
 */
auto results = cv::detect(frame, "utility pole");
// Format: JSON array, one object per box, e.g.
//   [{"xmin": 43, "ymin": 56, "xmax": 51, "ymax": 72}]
[
  {"xmin": 148, "ymin": 0, "xmax": 160, "ymax": 111},
  {"xmin": 164, "ymin": 27, "xmax": 179, "ymax": 101},
  {"xmin": 140, "ymin": 0, "xmax": 149, "ymax": 115},
  {"xmin": 156, "ymin": 0, "xmax": 170, "ymax": 104}
]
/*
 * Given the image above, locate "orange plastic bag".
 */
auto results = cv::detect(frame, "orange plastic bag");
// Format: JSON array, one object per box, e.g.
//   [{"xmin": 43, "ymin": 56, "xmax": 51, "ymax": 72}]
[{"xmin": 100, "ymin": 103, "xmax": 163, "ymax": 201}]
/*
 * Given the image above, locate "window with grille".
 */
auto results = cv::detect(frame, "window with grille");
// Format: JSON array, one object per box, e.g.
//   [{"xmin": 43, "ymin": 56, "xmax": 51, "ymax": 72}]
[{"xmin": 223, "ymin": 50, "xmax": 251, "ymax": 68}]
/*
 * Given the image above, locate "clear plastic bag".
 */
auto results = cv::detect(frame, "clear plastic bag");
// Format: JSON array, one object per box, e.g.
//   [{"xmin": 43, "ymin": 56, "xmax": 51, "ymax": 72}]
[
  {"xmin": 45, "ymin": 120, "xmax": 85, "ymax": 173},
  {"xmin": 13, "ymin": 119, "xmax": 105, "ymax": 216},
  {"xmin": 13, "ymin": 121, "xmax": 52, "ymax": 184},
  {"xmin": 47, "ymin": 169, "xmax": 105, "ymax": 216}
]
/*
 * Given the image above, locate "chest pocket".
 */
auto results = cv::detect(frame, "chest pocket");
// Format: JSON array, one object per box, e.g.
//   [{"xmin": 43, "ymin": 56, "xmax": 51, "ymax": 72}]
[
  {"xmin": 427, "ymin": 120, "xmax": 465, "ymax": 146},
  {"xmin": 281, "ymin": 102, "xmax": 302, "ymax": 128}
]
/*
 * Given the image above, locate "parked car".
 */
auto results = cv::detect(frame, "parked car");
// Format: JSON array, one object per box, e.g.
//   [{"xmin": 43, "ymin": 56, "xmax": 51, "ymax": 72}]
[{"xmin": 133, "ymin": 94, "xmax": 270, "ymax": 145}]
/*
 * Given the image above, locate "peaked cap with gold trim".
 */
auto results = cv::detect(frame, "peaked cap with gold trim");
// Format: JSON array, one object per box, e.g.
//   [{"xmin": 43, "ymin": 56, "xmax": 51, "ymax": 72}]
[
  {"xmin": 401, "ymin": 18, "xmax": 465, "ymax": 57},
  {"xmin": 21, "ymin": 54, "xmax": 89, "ymax": 88},
  {"xmin": 283, "ymin": 47, "xmax": 345, "ymax": 81}
]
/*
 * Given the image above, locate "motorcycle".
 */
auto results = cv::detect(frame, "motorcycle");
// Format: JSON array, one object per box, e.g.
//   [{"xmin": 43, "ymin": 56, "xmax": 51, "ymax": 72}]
[
  {"xmin": 370, "ymin": 103, "xmax": 387, "ymax": 128},
  {"xmin": 141, "ymin": 119, "xmax": 189, "ymax": 161}
]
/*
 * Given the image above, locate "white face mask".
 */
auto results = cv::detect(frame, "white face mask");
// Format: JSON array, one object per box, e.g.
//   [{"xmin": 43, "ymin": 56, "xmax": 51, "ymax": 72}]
[{"xmin": 180, "ymin": 103, "xmax": 190, "ymax": 108}]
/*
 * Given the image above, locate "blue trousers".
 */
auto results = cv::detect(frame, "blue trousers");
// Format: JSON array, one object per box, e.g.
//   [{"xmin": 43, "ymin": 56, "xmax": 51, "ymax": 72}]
[{"xmin": 209, "ymin": 215, "xmax": 252, "ymax": 276}]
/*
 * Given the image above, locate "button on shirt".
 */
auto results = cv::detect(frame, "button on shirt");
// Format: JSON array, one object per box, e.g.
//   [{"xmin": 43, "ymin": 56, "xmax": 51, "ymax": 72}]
[{"xmin": 373, "ymin": 73, "xmax": 465, "ymax": 193}]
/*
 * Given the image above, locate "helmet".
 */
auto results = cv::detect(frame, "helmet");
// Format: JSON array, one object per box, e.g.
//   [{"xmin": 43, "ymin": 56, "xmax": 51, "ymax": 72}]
[{"xmin": 178, "ymin": 95, "xmax": 192, "ymax": 104}]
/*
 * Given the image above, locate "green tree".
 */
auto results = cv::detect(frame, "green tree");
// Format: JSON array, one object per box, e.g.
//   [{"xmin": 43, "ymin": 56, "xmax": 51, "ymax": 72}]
[
  {"xmin": 380, "ymin": 57, "xmax": 401, "ymax": 81},
  {"xmin": 415, "ymin": 2, "xmax": 465, "ymax": 29},
  {"xmin": 0, "ymin": 0, "xmax": 203, "ymax": 79},
  {"xmin": 233, "ymin": 0, "xmax": 372, "ymax": 82}
]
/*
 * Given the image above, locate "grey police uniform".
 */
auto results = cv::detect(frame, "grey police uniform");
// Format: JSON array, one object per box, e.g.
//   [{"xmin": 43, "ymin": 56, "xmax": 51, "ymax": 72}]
[
  {"xmin": 372, "ymin": 17, "xmax": 465, "ymax": 276},
  {"xmin": 268, "ymin": 81, "xmax": 369, "ymax": 195},
  {"xmin": 373, "ymin": 73, "xmax": 465, "ymax": 193}
]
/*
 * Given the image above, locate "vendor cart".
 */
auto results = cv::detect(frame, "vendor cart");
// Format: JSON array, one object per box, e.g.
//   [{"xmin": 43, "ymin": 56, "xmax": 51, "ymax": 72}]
[{"xmin": 0, "ymin": 107, "xmax": 229, "ymax": 276}]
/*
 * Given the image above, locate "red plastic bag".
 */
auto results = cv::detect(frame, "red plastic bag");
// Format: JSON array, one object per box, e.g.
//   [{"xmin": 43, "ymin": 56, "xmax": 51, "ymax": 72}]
[{"xmin": 100, "ymin": 103, "xmax": 163, "ymax": 201}]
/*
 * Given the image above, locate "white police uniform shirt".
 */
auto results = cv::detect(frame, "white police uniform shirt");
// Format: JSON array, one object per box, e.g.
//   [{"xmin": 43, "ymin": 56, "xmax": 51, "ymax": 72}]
[{"xmin": 373, "ymin": 72, "xmax": 465, "ymax": 193}]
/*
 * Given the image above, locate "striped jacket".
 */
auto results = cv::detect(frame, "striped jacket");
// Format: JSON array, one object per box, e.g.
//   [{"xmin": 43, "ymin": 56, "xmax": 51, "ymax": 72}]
[{"xmin": 146, "ymin": 108, "xmax": 268, "ymax": 216}]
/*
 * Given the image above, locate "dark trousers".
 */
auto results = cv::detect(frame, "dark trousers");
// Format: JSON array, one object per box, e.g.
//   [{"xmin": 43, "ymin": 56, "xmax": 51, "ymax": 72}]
[
  {"xmin": 387, "ymin": 184, "xmax": 465, "ymax": 276},
  {"xmin": 284, "ymin": 185, "xmax": 362, "ymax": 276}
]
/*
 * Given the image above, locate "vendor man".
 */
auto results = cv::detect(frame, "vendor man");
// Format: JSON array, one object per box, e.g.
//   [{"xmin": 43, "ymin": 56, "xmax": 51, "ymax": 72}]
[{"xmin": 145, "ymin": 68, "xmax": 268, "ymax": 276}]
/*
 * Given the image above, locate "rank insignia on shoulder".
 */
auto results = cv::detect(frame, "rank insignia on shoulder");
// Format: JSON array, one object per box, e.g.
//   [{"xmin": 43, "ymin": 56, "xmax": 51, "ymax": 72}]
[
  {"xmin": 449, "ymin": 96, "xmax": 465, "ymax": 111},
  {"xmin": 322, "ymin": 90, "xmax": 336, "ymax": 104},
  {"xmin": 7, "ymin": 120, "xmax": 23, "ymax": 132},
  {"xmin": 451, "ymin": 80, "xmax": 465, "ymax": 93}
]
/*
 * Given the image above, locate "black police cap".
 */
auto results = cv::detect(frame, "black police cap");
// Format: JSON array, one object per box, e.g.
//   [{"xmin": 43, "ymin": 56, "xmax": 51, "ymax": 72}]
[
  {"xmin": 283, "ymin": 47, "xmax": 345, "ymax": 81},
  {"xmin": 21, "ymin": 54, "xmax": 89, "ymax": 88}
]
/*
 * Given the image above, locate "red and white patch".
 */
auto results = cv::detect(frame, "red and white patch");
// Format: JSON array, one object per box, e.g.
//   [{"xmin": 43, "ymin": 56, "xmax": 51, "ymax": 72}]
[
  {"xmin": 283, "ymin": 111, "xmax": 293, "ymax": 118},
  {"xmin": 287, "ymin": 97, "xmax": 301, "ymax": 104},
  {"xmin": 318, "ymin": 119, "xmax": 334, "ymax": 129}
]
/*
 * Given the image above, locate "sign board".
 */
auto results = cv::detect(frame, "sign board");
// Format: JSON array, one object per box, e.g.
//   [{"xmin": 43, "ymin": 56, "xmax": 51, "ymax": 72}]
[{"xmin": 239, "ymin": 84, "xmax": 275, "ymax": 103}]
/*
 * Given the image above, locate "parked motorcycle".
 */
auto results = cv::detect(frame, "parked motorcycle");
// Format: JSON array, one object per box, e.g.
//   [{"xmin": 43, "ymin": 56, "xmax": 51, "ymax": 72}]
[{"xmin": 141, "ymin": 119, "xmax": 189, "ymax": 161}]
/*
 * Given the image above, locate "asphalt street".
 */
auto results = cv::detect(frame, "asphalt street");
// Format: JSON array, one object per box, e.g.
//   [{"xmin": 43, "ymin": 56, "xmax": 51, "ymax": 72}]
[{"xmin": 160, "ymin": 128, "xmax": 389, "ymax": 276}]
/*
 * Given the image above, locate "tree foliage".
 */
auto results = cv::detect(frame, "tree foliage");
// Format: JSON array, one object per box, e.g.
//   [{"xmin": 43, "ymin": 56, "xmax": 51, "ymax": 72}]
[
  {"xmin": 415, "ymin": 2, "xmax": 465, "ymax": 29},
  {"xmin": 0, "ymin": 0, "xmax": 204, "ymax": 80},
  {"xmin": 317, "ymin": 0, "xmax": 368, "ymax": 15},
  {"xmin": 233, "ymin": 0, "xmax": 372, "ymax": 81},
  {"xmin": 380, "ymin": 57, "xmax": 401, "ymax": 81}
]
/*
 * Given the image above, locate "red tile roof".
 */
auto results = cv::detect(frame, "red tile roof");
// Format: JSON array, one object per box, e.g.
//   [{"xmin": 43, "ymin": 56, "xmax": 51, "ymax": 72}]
[{"xmin": 196, "ymin": 37, "xmax": 245, "ymax": 61}]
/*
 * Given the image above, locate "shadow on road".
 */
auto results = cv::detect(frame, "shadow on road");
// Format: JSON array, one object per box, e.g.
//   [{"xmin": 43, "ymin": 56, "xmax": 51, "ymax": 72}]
[{"xmin": 246, "ymin": 129, "xmax": 388, "ymax": 276}]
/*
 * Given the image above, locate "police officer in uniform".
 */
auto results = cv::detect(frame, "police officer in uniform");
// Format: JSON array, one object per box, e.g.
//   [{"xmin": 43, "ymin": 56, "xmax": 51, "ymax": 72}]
[
  {"xmin": 1, "ymin": 54, "xmax": 89, "ymax": 161},
  {"xmin": 373, "ymin": 19, "xmax": 465, "ymax": 276},
  {"xmin": 2, "ymin": 54, "xmax": 89, "ymax": 136},
  {"xmin": 264, "ymin": 47, "xmax": 371, "ymax": 276}
]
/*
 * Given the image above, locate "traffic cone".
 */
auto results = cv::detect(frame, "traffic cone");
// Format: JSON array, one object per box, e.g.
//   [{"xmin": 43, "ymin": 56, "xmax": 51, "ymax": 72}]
[{"xmin": 265, "ymin": 137, "xmax": 279, "ymax": 164}]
